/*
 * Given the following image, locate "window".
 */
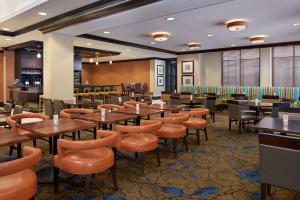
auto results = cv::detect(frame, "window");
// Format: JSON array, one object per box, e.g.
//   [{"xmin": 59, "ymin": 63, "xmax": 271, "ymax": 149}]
[
  {"xmin": 222, "ymin": 50, "xmax": 240, "ymax": 86},
  {"xmin": 222, "ymin": 49, "xmax": 260, "ymax": 86},
  {"xmin": 273, "ymin": 46, "xmax": 294, "ymax": 87}
]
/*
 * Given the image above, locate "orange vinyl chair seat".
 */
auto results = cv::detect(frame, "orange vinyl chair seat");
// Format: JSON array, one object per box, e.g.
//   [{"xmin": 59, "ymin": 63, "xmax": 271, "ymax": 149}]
[
  {"xmin": 119, "ymin": 133, "xmax": 158, "ymax": 152},
  {"xmin": 0, "ymin": 147, "xmax": 41, "ymax": 200},
  {"xmin": 157, "ymin": 124, "xmax": 186, "ymax": 139},
  {"xmin": 182, "ymin": 118, "xmax": 207, "ymax": 129}
]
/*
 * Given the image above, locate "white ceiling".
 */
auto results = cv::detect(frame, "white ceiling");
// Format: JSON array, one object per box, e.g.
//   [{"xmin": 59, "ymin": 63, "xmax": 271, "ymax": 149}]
[
  {"xmin": 59, "ymin": 0, "xmax": 300, "ymax": 51},
  {"xmin": 1, "ymin": 0, "xmax": 300, "ymax": 59}
]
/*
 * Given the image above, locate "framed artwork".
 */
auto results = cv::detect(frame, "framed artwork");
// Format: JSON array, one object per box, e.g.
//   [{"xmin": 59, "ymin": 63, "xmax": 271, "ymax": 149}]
[
  {"xmin": 157, "ymin": 65, "xmax": 164, "ymax": 75},
  {"xmin": 182, "ymin": 75, "xmax": 194, "ymax": 86},
  {"xmin": 182, "ymin": 61, "xmax": 194, "ymax": 74},
  {"xmin": 157, "ymin": 76, "xmax": 164, "ymax": 86}
]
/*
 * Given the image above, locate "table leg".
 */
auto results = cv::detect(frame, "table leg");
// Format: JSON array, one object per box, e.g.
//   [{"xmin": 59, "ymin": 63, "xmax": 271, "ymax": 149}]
[
  {"xmin": 93, "ymin": 127, "xmax": 97, "ymax": 139},
  {"xmin": 17, "ymin": 143, "xmax": 22, "ymax": 158},
  {"xmin": 103, "ymin": 124, "xmax": 108, "ymax": 130},
  {"xmin": 136, "ymin": 116, "xmax": 141, "ymax": 125},
  {"xmin": 161, "ymin": 112, "xmax": 165, "ymax": 118}
]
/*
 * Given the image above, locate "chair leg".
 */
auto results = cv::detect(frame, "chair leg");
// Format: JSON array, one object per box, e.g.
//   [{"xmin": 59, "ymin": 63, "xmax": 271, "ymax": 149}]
[
  {"xmin": 72, "ymin": 132, "xmax": 75, "ymax": 141},
  {"xmin": 261, "ymin": 183, "xmax": 267, "ymax": 200},
  {"xmin": 213, "ymin": 113, "xmax": 215, "ymax": 123},
  {"xmin": 164, "ymin": 138, "xmax": 167, "ymax": 144},
  {"xmin": 155, "ymin": 148, "xmax": 161, "ymax": 167},
  {"xmin": 77, "ymin": 131, "xmax": 81, "ymax": 140},
  {"xmin": 183, "ymin": 136, "xmax": 188, "ymax": 152},
  {"xmin": 238, "ymin": 121, "xmax": 241, "ymax": 134},
  {"xmin": 139, "ymin": 152, "xmax": 145, "ymax": 176},
  {"xmin": 196, "ymin": 129, "xmax": 200, "ymax": 145},
  {"xmin": 267, "ymin": 184, "xmax": 271, "ymax": 196},
  {"xmin": 33, "ymin": 139, "xmax": 37, "ymax": 147},
  {"xmin": 204, "ymin": 128, "xmax": 208, "ymax": 141},
  {"xmin": 53, "ymin": 167, "xmax": 60, "ymax": 193},
  {"xmin": 229, "ymin": 118, "xmax": 232, "ymax": 131},
  {"xmin": 49, "ymin": 137, "xmax": 52, "ymax": 154},
  {"xmin": 173, "ymin": 138, "xmax": 177, "ymax": 158},
  {"xmin": 84, "ymin": 175, "xmax": 92, "ymax": 190},
  {"xmin": 111, "ymin": 166, "xmax": 118, "ymax": 191}
]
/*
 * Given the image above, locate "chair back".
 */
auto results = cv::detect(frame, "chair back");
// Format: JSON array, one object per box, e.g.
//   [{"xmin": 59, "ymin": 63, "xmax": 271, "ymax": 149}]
[
  {"xmin": 116, "ymin": 120, "xmax": 161, "ymax": 134},
  {"xmin": 60, "ymin": 108, "xmax": 93, "ymax": 118},
  {"xmin": 83, "ymin": 87, "xmax": 90, "ymax": 94},
  {"xmin": 205, "ymin": 100, "xmax": 216, "ymax": 113},
  {"xmin": 231, "ymin": 94, "xmax": 245, "ymax": 98},
  {"xmin": 134, "ymin": 83, "xmax": 142, "ymax": 94},
  {"xmin": 53, "ymin": 100, "xmax": 66, "ymax": 115},
  {"xmin": 142, "ymin": 83, "xmax": 148, "ymax": 93},
  {"xmin": 43, "ymin": 99, "xmax": 54, "ymax": 117},
  {"xmin": 109, "ymin": 95, "xmax": 120, "ymax": 105},
  {"xmin": 271, "ymin": 102, "xmax": 291, "ymax": 117},
  {"xmin": 161, "ymin": 91, "xmax": 171, "ymax": 102},
  {"xmin": 143, "ymin": 96, "xmax": 152, "ymax": 104},
  {"xmin": 97, "ymin": 104, "xmax": 124, "ymax": 111},
  {"xmin": 154, "ymin": 114, "xmax": 189, "ymax": 124},
  {"xmin": 234, "ymin": 96, "xmax": 248, "ymax": 100},
  {"xmin": 3, "ymin": 103, "xmax": 13, "ymax": 112},
  {"xmin": 7, "ymin": 113, "xmax": 49, "ymax": 132},
  {"xmin": 123, "ymin": 101, "xmax": 146, "ymax": 108},
  {"xmin": 228, "ymin": 103, "xmax": 241, "ymax": 120},
  {"xmin": 12, "ymin": 105, "xmax": 23, "ymax": 115}
]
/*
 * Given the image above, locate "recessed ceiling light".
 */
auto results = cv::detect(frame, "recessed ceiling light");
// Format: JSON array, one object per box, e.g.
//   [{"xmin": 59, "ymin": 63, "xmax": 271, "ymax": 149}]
[
  {"xmin": 150, "ymin": 42, "xmax": 156, "ymax": 45},
  {"xmin": 152, "ymin": 32, "xmax": 170, "ymax": 41},
  {"xmin": 208, "ymin": 34, "xmax": 213, "ymax": 37},
  {"xmin": 104, "ymin": 31, "xmax": 110, "ymax": 34},
  {"xmin": 231, "ymin": 44, "xmax": 236, "ymax": 47},
  {"xmin": 38, "ymin": 12, "xmax": 47, "ymax": 16},
  {"xmin": 188, "ymin": 42, "xmax": 201, "ymax": 49},
  {"xmin": 2, "ymin": 27, "xmax": 10, "ymax": 31},
  {"xmin": 249, "ymin": 35, "xmax": 267, "ymax": 44},
  {"xmin": 293, "ymin": 23, "xmax": 300, "ymax": 26},
  {"xmin": 165, "ymin": 17, "xmax": 175, "ymax": 21},
  {"xmin": 225, "ymin": 19, "xmax": 247, "ymax": 31},
  {"xmin": 89, "ymin": 58, "xmax": 94, "ymax": 62},
  {"xmin": 86, "ymin": 43, "xmax": 92, "ymax": 46},
  {"xmin": 5, "ymin": 38, "xmax": 12, "ymax": 41}
]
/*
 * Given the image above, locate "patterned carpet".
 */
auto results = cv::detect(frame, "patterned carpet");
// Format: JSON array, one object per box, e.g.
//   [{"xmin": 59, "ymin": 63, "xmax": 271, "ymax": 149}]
[{"xmin": 1, "ymin": 111, "xmax": 300, "ymax": 200}]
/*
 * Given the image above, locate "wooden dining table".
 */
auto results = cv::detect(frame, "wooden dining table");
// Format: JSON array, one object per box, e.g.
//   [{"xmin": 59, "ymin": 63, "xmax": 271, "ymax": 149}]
[
  {"xmin": 113, "ymin": 107, "xmax": 163, "ymax": 125},
  {"xmin": 18, "ymin": 118, "xmax": 97, "ymax": 183},
  {"xmin": 0, "ymin": 128, "xmax": 31, "ymax": 158},
  {"xmin": 141, "ymin": 104, "xmax": 186, "ymax": 117},
  {"xmin": 73, "ymin": 110, "xmax": 136, "ymax": 130},
  {"xmin": 253, "ymin": 117, "xmax": 300, "ymax": 135}
]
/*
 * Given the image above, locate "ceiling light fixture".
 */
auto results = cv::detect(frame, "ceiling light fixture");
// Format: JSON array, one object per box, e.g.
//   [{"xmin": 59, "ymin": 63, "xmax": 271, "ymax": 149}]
[
  {"xmin": 2, "ymin": 27, "xmax": 10, "ymax": 31},
  {"xmin": 152, "ymin": 32, "xmax": 170, "ymax": 41},
  {"xmin": 90, "ymin": 58, "xmax": 94, "ymax": 63},
  {"xmin": 225, "ymin": 19, "xmax": 247, "ymax": 31},
  {"xmin": 109, "ymin": 60, "xmax": 113, "ymax": 64},
  {"xmin": 38, "ymin": 12, "xmax": 47, "ymax": 16},
  {"xmin": 5, "ymin": 38, "xmax": 12, "ymax": 41},
  {"xmin": 96, "ymin": 61, "xmax": 99, "ymax": 65},
  {"xmin": 293, "ymin": 23, "xmax": 300, "ymax": 27},
  {"xmin": 165, "ymin": 17, "xmax": 175, "ymax": 21},
  {"xmin": 188, "ymin": 42, "xmax": 201, "ymax": 49},
  {"xmin": 104, "ymin": 31, "xmax": 110, "ymax": 34},
  {"xmin": 249, "ymin": 35, "xmax": 267, "ymax": 44},
  {"xmin": 37, "ymin": 52, "xmax": 41, "ymax": 59},
  {"xmin": 208, "ymin": 34, "xmax": 213, "ymax": 37}
]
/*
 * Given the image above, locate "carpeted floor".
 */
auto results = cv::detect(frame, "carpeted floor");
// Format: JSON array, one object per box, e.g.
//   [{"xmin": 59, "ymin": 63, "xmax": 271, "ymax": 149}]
[{"xmin": 1, "ymin": 111, "xmax": 300, "ymax": 200}]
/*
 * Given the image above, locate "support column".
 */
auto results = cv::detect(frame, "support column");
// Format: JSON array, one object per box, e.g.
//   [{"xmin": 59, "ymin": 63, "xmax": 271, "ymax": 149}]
[{"xmin": 43, "ymin": 33, "xmax": 74, "ymax": 100}]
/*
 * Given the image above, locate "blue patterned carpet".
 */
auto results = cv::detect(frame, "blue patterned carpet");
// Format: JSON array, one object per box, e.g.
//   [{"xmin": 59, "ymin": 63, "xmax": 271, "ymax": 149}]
[{"xmin": 1, "ymin": 112, "xmax": 300, "ymax": 200}]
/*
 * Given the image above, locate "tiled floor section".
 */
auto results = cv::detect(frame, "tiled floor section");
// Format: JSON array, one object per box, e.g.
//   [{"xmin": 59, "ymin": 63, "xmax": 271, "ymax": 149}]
[{"xmin": 1, "ymin": 111, "xmax": 300, "ymax": 200}]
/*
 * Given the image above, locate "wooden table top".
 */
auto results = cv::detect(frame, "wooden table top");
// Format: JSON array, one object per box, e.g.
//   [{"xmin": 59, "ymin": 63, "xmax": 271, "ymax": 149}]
[
  {"xmin": 63, "ymin": 100, "xmax": 99, "ymax": 106},
  {"xmin": 0, "ymin": 128, "xmax": 30, "ymax": 147},
  {"xmin": 0, "ymin": 109, "xmax": 10, "ymax": 115},
  {"xmin": 113, "ymin": 107, "xmax": 163, "ymax": 117},
  {"xmin": 142, "ymin": 104, "xmax": 186, "ymax": 112},
  {"xmin": 237, "ymin": 100, "xmax": 273, "ymax": 107},
  {"xmin": 18, "ymin": 118, "xmax": 96, "ymax": 137},
  {"xmin": 181, "ymin": 99, "xmax": 203, "ymax": 104},
  {"xmin": 73, "ymin": 111, "xmax": 136, "ymax": 124},
  {"xmin": 253, "ymin": 117, "xmax": 300, "ymax": 135}
]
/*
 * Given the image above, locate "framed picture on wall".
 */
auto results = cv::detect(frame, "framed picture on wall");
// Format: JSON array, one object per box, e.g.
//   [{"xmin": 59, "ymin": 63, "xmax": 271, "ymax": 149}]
[
  {"xmin": 182, "ymin": 61, "xmax": 194, "ymax": 74},
  {"xmin": 157, "ymin": 65, "xmax": 164, "ymax": 75},
  {"xmin": 157, "ymin": 76, "xmax": 164, "ymax": 86},
  {"xmin": 182, "ymin": 75, "xmax": 194, "ymax": 86}
]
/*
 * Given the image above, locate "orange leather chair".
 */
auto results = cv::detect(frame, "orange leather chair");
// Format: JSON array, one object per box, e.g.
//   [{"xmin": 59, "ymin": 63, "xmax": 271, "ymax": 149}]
[
  {"xmin": 123, "ymin": 101, "xmax": 147, "ymax": 108},
  {"xmin": 53, "ymin": 130, "xmax": 119, "ymax": 192},
  {"xmin": 7, "ymin": 113, "xmax": 52, "ymax": 154},
  {"xmin": 153, "ymin": 114, "xmax": 189, "ymax": 158},
  {"xmin": 0, "ymin": 146, "xmax": 41, "ymax": 200},
  {"xmin": 97, "ymin": 104, "xmax": 125, "ymax": 111},
  {"xmin": 115, "ymin": 120, "xmax": 162, "ymax": 175},
  {"xmin": 171, "ymin": 110, "xmax": 208, "ymax": 145},
  {"xmin": 60, "ymin": 108, "xmax": 96, "ymax": 140}
]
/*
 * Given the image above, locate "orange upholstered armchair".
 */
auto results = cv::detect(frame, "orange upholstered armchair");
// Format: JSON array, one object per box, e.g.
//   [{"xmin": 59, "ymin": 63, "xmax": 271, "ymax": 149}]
[
  {"xmin": 0, "ymin": 146, "xmax": 41, "ymax": 200},
  {"xmin": 60, "ymin": 108, "xmax": 96, "ymax": 140},
  {"xmin": 7, "ymin": 113, "xmax": 51, "ymax": 154},
  {"xmin": 115, "ymin": 120, "xmax": 162, "ymax": 175},
  {"xmin": 53, "ymin": 130, "xmax": 119, "ymax": 192},
  {"xmin": 153, "ymin": 114, "xmax": 189, "ymax": 158}
]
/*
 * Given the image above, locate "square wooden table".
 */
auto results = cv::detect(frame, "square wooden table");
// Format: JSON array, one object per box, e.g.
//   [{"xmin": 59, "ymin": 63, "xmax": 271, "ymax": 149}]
[
  {"xmin": 113, "ymin": 107, "xmax": 163, "ymax": 125},
  {"xmin": 253, "ymin": 117, "xmax": 300, "ymax": 135},
  {"xmin": 73, "ymin": 110, "xmax": 136, "ymax": 130},
  {"xmin": 142, "ymin": 104, "xmax": 186, "ymax": 117},
  {"xmin": 0, "ymin": 128, "xmax": 31, "ymax": 158}
]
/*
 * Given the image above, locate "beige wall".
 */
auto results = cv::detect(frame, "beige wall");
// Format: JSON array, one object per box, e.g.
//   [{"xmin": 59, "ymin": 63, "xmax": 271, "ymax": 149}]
[
  {"xmin": 82, "ymin": 60, "xmax": 151, "ymax": 93},
  {"xmin": 260, "ymin": 47, "xmax": 272, "ymax": 86},
  {"xmin": 202, "ymin": 52, "xmax": 222, "ymax": 86}
]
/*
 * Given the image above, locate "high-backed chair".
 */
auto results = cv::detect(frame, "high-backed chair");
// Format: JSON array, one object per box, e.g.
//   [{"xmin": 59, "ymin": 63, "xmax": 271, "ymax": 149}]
[
  {"xmin": 0, "ymin": 146, "xmax": 41, "ymax": 200},
  {"xmin": 123, "ymin": 101, "xmax": 147, "ymax": 108},
  {"xmin": 43, "ymin": 99, "xmax": 54, "ymax": 118},
  {"xmin": 115, "ymin": 120, "xmax": 162, "ymax": 175},
  {"xmin": 1, "ymin": 103, "xmax": 13, "ymax": 113},
  {"xmin": 60, "ymin": 108, "xmax": 95, "ymax": 140},
  {"xmin": 161, "ymin": 91, "xmax": 171, "ymax": 103},
  {"xmin": 7, "ymin": 113, "xmax": 51, "ymax": 153},
  {"xmin": 53, "ymin": 130, "xmax": 119, "ymax": 192},
  {"xmin": 53, "ymin": 100, "xmax": 66, "ymax": 115},
  {"xmin": 205, "ymin": 100, "xmax": 216, "ymax": 122},
  {"xmin": 153, "ymin": 114, "xmax": 189, "ymax": 158}
]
